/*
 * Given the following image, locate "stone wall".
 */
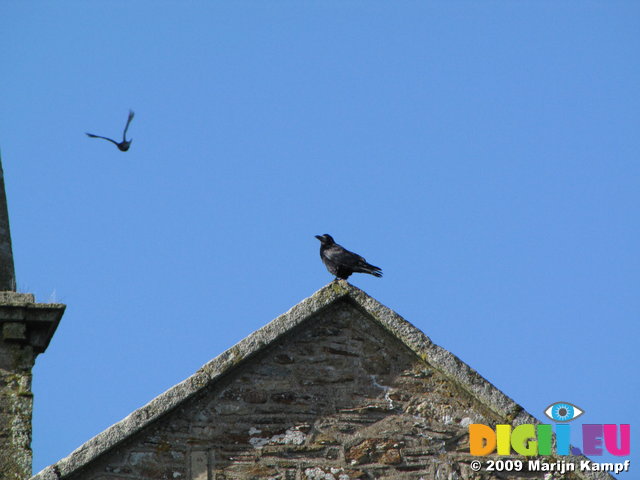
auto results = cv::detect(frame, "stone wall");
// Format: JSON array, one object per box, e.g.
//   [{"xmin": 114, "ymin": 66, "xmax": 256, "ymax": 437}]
[
  {"xmin": 65, "ymin": 300, "xmax": 576, "ymax": 480},
  {"xmin": 0, "ymin": 293, "xmax": 65, "ymax": 480},
  {"xmin": 1, "ymin": 323, "xmax": 36, "ymax": 480}
]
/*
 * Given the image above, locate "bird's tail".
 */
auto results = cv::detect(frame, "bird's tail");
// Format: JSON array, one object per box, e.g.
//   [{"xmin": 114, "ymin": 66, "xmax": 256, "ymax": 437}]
[{"xmin": 359, "ymin": 263, "xmax": 383, "ymax": 277}]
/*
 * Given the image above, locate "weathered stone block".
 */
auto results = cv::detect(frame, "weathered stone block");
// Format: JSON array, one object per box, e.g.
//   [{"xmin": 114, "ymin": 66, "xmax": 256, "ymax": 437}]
[{"xmin": 2, "ymin": 322, "xmax": 26, "ymax": 340}]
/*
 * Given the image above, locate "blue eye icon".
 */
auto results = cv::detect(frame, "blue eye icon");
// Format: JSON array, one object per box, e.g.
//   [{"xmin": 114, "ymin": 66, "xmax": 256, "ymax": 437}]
[{"xmin": 544, "ymin": 402, "xmax": 584, "ymax": 422}]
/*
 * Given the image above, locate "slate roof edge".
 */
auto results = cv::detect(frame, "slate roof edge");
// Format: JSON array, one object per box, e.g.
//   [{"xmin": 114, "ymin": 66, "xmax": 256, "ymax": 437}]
[{"xmin": 31, "ymin": 281, "xmax": 613, "ymax": 480}]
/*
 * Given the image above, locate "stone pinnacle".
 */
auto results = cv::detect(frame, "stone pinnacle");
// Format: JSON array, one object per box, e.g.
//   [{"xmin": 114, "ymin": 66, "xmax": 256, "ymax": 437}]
[{"xmin": 0, "ymin": 152, "xmax": 16, "ymax": 291}]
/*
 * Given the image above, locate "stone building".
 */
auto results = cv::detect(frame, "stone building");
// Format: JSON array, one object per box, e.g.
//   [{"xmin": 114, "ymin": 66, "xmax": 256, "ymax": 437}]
[
  {"xmin": 0, "ymin": 158, "xmax": 66, "ymax": 480},
  {"xmin": 0, "ymin": 158, "xmax": 613, "ymax": 480},
  {"xmin": 29, "ymin": 282, "xmax": 614, "ymax": 480}
]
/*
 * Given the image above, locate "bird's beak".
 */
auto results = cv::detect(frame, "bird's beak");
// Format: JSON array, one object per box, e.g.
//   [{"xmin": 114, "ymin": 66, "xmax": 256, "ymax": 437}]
[{"xmin": 315, "ymin": 235, "xmax": 322, "ymax": 241}]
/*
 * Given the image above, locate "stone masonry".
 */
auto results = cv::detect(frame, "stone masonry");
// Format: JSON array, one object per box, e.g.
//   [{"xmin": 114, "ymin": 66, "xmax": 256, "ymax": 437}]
[
  {"xmin": 0, "ymin": 155, "xmax": 16, "ymax": 292},
  {"xmin": 0, "ymin": 154, "xmax": 66, "ymax": 480},
  {"xmin": 0, "ymin": 292, "xmax": 65, "ymax": 480},
  {"xmin": 32, "ymin": 283, "xmax": 612, "ymax": 480}
]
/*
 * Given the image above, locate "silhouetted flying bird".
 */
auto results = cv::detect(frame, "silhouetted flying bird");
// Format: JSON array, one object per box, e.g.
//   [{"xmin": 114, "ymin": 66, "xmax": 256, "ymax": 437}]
[
  {"xmin": 86, "ymin": 110, "xmax": 135, "ymax": 151},
  {"xmin": 315, "ymin": 234, "xmax": 382, "ymax": 280}
]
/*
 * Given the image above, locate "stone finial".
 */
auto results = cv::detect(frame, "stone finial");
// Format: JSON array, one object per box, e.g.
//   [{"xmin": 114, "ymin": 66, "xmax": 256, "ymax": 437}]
[{"xmin": 0, "ymin": 152, "xmax": 16, "ymax": 291}]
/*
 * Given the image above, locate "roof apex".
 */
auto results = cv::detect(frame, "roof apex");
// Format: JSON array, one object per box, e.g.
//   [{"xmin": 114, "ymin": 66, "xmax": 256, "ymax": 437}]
[{"xmin": 31, "ymin": 281, "xmax": 612, "ymax": 480}]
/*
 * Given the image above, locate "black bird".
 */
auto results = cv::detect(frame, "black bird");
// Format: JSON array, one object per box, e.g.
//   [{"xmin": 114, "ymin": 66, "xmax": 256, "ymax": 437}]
[
  {"xmin": 315, "ymin": 234, "xmax": 382, "ymax": 280},
  {"xmin": 86, "ymin": 110, "xmax": 135, "ymax": 151}
]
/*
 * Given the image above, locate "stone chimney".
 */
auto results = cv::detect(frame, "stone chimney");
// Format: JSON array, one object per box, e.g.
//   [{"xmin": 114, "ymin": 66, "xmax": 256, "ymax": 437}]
[{"xmin": 0, "ymin": 154, "xmax": 65, "ymax": 480}]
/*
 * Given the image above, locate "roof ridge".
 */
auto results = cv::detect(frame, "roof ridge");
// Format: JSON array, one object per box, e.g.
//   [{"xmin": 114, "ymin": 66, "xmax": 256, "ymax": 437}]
[{"xmin": 31, "ymin": 281, "xmax": 612, "ymax": 480}]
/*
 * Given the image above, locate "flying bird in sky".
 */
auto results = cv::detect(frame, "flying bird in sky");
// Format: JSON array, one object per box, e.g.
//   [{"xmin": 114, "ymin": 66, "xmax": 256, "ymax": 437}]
[
  {"xmin": 315, "ymin": 234, "xmax": 382, "ymax": 280},
  {"xmin": 86, "ymin": 110, "xmax": 135, "ymax": 151}
]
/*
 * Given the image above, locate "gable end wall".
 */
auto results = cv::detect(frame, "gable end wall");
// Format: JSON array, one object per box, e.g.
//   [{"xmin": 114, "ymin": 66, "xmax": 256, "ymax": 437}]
[{"xmin": 64, "ymin": 300, "xmax": 585, "ymax": 480}]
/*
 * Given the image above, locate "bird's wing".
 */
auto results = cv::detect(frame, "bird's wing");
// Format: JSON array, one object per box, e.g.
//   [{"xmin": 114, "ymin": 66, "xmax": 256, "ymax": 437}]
[
  {"xmin": 122, "ymin": 110, "xmax": 135, "ymax": 140},
  {"xmin": 86, "ymin": 133, "xmax": 119, "ymax": 146},
  {"xmin": 324, "ymin": 245, "xmax": 365, "ymax": 267}
]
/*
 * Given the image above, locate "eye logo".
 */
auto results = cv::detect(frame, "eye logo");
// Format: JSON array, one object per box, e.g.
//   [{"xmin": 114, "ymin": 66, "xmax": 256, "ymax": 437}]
[{"xmin": 544, "ymin": 402, "xmax": 584, "ymax": 422}]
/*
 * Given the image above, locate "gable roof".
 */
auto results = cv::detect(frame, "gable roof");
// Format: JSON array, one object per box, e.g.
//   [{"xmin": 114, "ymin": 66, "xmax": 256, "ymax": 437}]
[{"xmin": 32, "ymin": 281, "xmax": 613, "ymax": 480}]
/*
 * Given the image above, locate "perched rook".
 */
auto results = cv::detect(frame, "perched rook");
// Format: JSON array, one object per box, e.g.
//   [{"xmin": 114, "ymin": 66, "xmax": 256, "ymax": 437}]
[{"xmin": 315, "ymin": 234, "xmax": 382, "ymax": 280}]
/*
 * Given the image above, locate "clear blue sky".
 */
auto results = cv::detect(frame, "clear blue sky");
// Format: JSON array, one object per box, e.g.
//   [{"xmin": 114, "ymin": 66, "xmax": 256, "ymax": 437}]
[{"xmin": 2, "ymin": 2, "xmax": 638, "ymax": 477}]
